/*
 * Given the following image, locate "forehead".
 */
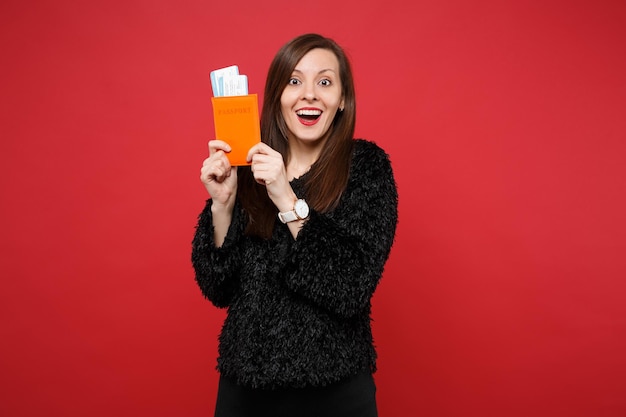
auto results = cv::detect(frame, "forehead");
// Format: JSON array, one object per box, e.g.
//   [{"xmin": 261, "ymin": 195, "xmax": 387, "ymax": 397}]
[{"xmin": 293, "ymin": 48, "xmax": 340, "ymax": 73}]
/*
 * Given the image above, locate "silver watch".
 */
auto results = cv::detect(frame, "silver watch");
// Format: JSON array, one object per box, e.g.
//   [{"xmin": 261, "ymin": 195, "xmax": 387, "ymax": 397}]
[{"xmin": 278, "ymin": 199, "xmax": 310, "ymax": 223}]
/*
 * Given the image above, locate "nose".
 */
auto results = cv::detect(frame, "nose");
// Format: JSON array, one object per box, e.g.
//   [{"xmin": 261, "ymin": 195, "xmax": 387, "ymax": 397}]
[{"xmin": 302, "ymin": 83, "xmax": 317, "ymax": 101}]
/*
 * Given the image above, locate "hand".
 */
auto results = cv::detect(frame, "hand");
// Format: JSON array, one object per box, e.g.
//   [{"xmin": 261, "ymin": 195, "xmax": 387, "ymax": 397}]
[
  {"xmin": 247, "ymin": 142, "xmax": 297, "ymax": 212},
  {"xmin": 200, "ymin": 140, "xmax": 237, "ymax": 209}
]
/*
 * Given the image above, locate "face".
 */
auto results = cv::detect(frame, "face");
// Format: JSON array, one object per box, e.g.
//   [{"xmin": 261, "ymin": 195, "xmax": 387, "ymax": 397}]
[{"xmin": 280, "ymin": 48, "xmax": 344, "ymax": 145}]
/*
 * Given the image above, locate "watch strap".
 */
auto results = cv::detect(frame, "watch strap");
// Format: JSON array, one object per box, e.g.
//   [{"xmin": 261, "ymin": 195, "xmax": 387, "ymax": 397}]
[{"xmin": 277, "ymin": 209, "xmax": 299, "ymax": 223}]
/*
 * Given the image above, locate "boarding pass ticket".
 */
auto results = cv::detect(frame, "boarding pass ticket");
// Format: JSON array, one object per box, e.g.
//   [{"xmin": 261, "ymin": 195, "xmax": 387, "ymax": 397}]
[{"xmin": 210, "ymin": 65, "xmax": 248, "ymax": 97}]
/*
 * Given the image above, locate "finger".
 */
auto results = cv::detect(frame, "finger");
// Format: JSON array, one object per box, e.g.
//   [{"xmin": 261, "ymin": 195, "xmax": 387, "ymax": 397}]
[
  {"xmin": 202, "ymin": 156, "xmax": 231, "ymax": 182},
  {"xmin": 246, "ymin": 142, "xmax": 274, "ymax": 162},
  {"xmin": 206, "ymin": 150, "xmax": 232, "ymax": 170},
  {"xmin": 249, "ymin": 153, "xmax": 274, "ymax": 166},
  {"xmin": 209, "ymin": 139, "xmax": 232, "ymax": 155}
]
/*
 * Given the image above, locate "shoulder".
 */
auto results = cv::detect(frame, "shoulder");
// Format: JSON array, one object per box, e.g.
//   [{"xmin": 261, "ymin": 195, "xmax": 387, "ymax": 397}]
[
  {"xmin": 352, "ymin": 138, "xmax": 390, "ymax": 160},
  {"xmin": 350, "ymin": 139, "xmax": 394, "ymax": 176}
]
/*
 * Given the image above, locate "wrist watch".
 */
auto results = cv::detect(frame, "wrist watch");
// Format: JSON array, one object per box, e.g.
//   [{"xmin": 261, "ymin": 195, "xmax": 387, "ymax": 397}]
[{"xmin": 278, "ymin": 199, "xmax": 310, "ymax": 223}]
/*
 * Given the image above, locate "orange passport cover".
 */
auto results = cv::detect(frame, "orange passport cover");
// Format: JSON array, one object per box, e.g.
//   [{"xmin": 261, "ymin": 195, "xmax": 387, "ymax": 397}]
[{"xmin": 211, "ymin": 94, "xmax": 261, "ymax": 166}]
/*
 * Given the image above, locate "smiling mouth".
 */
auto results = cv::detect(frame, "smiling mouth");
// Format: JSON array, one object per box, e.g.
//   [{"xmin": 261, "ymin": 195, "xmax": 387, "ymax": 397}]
[{"xmin": 296, "ymin": 109, "xmax": 322, "ymax": 124}]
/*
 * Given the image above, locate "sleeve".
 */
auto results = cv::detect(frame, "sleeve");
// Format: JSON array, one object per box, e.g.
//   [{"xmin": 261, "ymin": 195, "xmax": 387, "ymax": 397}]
[
  {"xmin": 283, "ymin": 142, "xmax": 399, "ymax": 318},
  {"xmin": 191, "ymin": 199, "xmax": 246, "ymax": 308}
]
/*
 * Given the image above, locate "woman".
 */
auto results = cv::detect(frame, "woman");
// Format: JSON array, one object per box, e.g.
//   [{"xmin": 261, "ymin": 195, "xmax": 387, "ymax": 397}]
[{"xmin": 192, "ymin": 33, "xmax": 398, "ymax": 417}]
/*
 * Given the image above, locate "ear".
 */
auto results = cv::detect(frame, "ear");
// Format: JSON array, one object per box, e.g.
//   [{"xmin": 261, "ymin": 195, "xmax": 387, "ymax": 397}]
[{"xmin": 339, "ymin": 99, "xmax": 345, "ymax": 112}]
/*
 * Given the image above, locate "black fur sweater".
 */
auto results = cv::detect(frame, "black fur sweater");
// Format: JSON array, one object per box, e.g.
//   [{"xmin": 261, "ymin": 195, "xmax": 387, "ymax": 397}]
[{"xmin": 192, "ymin": 139, "xmax": 398, "ymax": 389}]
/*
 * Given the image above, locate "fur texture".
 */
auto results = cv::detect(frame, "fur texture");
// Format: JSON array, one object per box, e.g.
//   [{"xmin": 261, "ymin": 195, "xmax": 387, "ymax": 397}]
[{"xmin": 192, "ymin": 139, "xmax": 398, "ymax": 389}]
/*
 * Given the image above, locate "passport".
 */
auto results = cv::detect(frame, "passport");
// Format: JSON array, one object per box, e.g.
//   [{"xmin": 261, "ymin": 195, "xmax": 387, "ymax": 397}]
[{"xmin": 211, "ymin": 94, "xmax": 261, "ymax": 166}]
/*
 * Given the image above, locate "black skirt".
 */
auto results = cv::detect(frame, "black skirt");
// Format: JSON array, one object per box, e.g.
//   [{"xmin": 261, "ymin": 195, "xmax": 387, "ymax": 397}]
[{"xmin": 214, "ymin": 371, "xmax": 378, "ymax": 417}]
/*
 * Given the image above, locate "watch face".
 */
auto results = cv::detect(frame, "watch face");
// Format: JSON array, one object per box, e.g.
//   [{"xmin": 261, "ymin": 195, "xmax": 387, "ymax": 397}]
[{"xmin": 294, "ymin": 199, "xmax": 309, "ymax": 219}]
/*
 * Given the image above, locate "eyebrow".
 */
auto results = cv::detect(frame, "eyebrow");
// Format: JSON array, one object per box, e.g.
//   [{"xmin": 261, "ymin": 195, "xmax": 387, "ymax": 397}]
[{"xmin": 292, "ymin": 68, "xmax": 338, "ymax": 75}]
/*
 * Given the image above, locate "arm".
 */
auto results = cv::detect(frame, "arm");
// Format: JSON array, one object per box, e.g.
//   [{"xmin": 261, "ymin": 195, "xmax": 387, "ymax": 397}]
[
  {"xmin": 191, "ymin": 199, "xmax": 246, "ymax": 307},
  {"xmin": 283, "ymin": 142, "xmax": 399, "ymax": 318},
  {"xmin": 193, "ymin": 140, "xmax": 244, "ymax": 307},
  {"xmin": 201, "ymin": 140, "xmax": 237, "ymax": 247}
]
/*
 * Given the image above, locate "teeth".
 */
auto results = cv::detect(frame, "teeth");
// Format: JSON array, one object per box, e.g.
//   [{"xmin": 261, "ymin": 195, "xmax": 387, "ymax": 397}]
[{"xmin": 296, "ymin": 109, "xmax": 322, "ymax": 116}]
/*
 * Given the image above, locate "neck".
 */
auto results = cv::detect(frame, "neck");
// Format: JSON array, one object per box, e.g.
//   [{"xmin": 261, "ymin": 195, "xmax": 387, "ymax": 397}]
[
  {"xmin": 287, "ymin": 138, "xmax": 326, "ymax": 180},
  {"xmin": 287, "ymin": 155, "xmax": 316, "ymax": 180}
]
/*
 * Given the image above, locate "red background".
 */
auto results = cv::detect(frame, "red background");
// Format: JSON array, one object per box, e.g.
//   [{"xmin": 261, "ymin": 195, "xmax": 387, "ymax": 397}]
[{"xmin": 1, "ymin": 1, "xmax": 625, "ymax": 416}]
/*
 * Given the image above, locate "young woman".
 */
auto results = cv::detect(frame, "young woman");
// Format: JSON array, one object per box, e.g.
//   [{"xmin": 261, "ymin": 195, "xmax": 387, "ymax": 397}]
[{"xmin": 192, "ymin": 33, "xmax": 398, "ymax": 417}]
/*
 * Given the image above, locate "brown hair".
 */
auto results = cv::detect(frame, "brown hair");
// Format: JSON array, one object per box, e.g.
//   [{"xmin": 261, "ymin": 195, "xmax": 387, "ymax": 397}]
[{"xmin": 238, "ymin": 33, "xmax": 356, "ymax": 238}]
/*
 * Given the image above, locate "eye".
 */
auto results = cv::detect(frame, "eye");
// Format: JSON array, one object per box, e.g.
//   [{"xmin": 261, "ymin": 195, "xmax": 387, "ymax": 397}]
[
  {"xmin": 288, "ymin": 78, "xmax": 301, "ymax": 85},
  {"xmin": 319, "ymin": 79, "xmax": 332, "ymax": 87}
]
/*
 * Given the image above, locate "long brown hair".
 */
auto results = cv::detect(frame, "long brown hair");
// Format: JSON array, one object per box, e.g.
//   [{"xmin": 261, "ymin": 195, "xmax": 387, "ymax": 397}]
[{"xmin": 239, "ymin": 33, "xmax": 356, "ymax": 238}]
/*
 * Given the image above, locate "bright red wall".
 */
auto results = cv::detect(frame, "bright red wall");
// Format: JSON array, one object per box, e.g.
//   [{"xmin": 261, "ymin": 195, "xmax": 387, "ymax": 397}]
[{"xmin": 1, "ymin": 1, "xmax": 625, "ymax": 416}]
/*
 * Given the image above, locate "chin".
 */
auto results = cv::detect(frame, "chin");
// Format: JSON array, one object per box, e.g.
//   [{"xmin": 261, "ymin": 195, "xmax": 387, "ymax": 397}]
[{"xmin": 295, "ymin": 133, "xmax": 327, "ymax": 143}]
